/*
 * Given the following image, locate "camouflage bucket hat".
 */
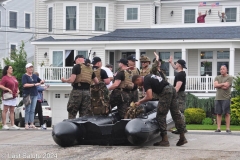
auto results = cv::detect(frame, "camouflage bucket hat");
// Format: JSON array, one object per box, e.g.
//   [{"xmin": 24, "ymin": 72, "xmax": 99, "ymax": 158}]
[{"xmin": 140, "ymin": 55, "xmax": 151, "ymax": 64}]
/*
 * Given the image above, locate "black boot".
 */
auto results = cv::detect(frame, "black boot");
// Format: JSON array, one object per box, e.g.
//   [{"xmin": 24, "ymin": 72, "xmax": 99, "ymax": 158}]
[{"xmin": 154, "ymin": 133, "xmax": 170, "ymax": 147}]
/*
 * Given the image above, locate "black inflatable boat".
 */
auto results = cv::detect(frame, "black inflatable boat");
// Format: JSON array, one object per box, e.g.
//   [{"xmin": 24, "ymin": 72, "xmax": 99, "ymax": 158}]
[{"xmin": 52, "ymin": 101, "xmax": 174, "ymax": 147}]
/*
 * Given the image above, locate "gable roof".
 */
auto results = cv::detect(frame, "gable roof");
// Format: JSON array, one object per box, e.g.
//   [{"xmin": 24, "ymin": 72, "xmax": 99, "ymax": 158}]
[{"xmin": 34, "ymin": 26, "xmax": 240, "ymax": 42}]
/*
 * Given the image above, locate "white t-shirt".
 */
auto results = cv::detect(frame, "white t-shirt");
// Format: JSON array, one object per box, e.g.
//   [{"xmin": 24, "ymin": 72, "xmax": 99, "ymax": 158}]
[{"xmin": 101, "ymin": 67, "xmax": 113, "ymax": 88}]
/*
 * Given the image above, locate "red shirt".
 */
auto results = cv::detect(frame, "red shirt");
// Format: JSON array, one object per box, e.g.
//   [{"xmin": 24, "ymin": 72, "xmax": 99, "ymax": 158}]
[
  {"xmin": 0, "ymin": 75, "xmax": 19, "ymax": 98},
  {"xmin": 197, "ymin": 15, "xmax": 206, "ymax": 23}
]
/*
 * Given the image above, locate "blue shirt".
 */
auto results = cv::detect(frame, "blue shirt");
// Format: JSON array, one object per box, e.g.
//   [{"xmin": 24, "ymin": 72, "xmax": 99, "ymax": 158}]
[{"xmin": 22, "ymin": 74, "xmax": 41, "ymax": 96}]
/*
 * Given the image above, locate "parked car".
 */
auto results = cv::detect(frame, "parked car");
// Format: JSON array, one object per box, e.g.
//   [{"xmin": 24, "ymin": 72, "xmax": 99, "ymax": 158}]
[{"xmin": 14, "ymin": 99, "xmax": 52, "ymax": 127}]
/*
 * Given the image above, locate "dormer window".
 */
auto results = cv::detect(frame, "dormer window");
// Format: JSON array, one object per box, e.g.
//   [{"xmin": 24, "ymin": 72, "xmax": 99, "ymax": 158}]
[
  {"xmin": 66, "ymin": 6, "xmax": 76, "ymax": 31},
  {"xmin": 124, "ymin": 5, "xmax": 140, "ymax": 22}
]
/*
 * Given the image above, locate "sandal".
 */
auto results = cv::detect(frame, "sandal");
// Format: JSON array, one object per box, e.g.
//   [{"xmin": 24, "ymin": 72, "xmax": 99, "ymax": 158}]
[
  {"xmin": 29, "ymin": 125, "xmax": 38, "ymax": 129},
  {"xmin": 25, "ymin": 125, "xmax": 29, "ymax": 130}
]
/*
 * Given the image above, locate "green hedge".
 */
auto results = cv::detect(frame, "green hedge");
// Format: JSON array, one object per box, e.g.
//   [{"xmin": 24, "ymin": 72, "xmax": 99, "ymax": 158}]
[
  {"xmin": 230, "ymin": 96, "xmax": 240, "ymax": 125},
  {"xmin": 185, "ymin": 108, "xmax": 206, "ymax": 124}
]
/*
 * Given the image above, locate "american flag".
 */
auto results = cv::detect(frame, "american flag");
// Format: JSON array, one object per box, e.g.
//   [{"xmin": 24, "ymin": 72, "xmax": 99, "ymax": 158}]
[
  {"xmin": 211, "ymin": 2, "xmax": 220, "ymax": 7},
  {"xmin": 199, "ymin": 2, "xmax": 206, "ymax": 7}
]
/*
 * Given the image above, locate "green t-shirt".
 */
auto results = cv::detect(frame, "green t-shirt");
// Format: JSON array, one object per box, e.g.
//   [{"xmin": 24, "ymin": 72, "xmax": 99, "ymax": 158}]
[{"xmin": 214, "ymin": 75, "xmax": 233, "ymax": 100}]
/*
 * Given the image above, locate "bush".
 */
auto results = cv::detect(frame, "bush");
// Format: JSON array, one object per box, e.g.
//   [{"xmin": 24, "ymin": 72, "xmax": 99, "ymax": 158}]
[
  {"xmin": 202, "ymin": 118, "xmax": 213, "ymax": 125},
  {"xmin": 186, "ymin": 93, "xmax": 215, "ymax": 118},
  {"xmin": 230, "ymin": 96, "xmax": 240, "ymax": 125},
  {"xmin": 185, "ymin": 108, "xmax": 206, "ymax": 124}
]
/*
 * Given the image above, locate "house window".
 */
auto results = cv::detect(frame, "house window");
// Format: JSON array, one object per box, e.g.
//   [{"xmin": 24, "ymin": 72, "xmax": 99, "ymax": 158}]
[
  {"xmin": 174, "ymin": 52, "xmax": 182, "ymax": 59},
  {"xmin": 159, "ymin": 52, "xmax": 170, "ymax": 76},
  {"xmin": 184, "ymin": 9, "xmax": 196, "ymax": 23},
  {"xmin": 55, "ymin": 94, "xmax": 60, "ymax": 98},
  {"xmin": 25, "ymin": 13, "xmax": 30, "ymax": 29},
  {"xmin": 125, "ymin": 5, "xmax": 140, "ymax": 22},
  {"xmin": 49, "ymin": 7, "xmax": 52, "ymax": 32},
  {"xmin": 52, "ymin": 51, "xmax": 63, "ymax": 67},
  {"xmin": 95, "ymin": 6, "xmax": 106, "ymax": 31},
  {"xmin": 66, "ymin": 6, "xmax": 76, "ymax": 31},
  {"xmin": 201, "ymin": 51, "xmax": 213, "ymax": 59},
  {"xmin": 9, "ymin": 11, "xmax": 17, "ymax": 28},
  {"xmin": 77, "ymin": 51, "xmax": 88, "ymax": 58},
  {"xmin": 10, "ymin": 44, "xmax": 16, "ymax": 53},
  {"xmin": 225, "ymin": 8, "xmax": 237, "ymax": 22},
  {"xmin": 217, "ymin": 51, "xmax": 229, "ymax": 59},
  {"xmin": 200, "ymin": 51, "xmax": 213, "ymax": 76},
  {"xmin": 65, "ymin": 94, "xmax": 70, "ymax": 98}
]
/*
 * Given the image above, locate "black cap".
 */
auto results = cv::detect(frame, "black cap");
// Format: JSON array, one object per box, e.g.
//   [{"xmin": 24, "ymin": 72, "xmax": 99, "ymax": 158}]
[
  {"xmin": 117, "ymin": 58, "xmax": 128, "ymax": 66},
  {"xmin": 152, "ymin": 58, "xmax": 162, "ymax": 63},
  {"xmin": 177, "ymin": 59, "xmax": 187, "ymax": 69},
  {"xmin": 92, "ymin": 57, "xmax": 101, "ymax": 65},
  {"xmin": 73, "ymin": 55, "xmax": 85, "ymax": 63},
  {"xmin": 127, "ymin": 55, "xmax": 138, "ymax": 61}
]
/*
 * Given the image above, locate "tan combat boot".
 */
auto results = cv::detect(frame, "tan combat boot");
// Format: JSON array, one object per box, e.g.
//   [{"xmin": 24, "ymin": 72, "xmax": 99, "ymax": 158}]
[
  {"xmin": 176, "ymin": 132, "xmax": 188, "ymax": 146},
  {"xmin": 153, "ymin": 133, "xmax": 170, "ymax": 147}
]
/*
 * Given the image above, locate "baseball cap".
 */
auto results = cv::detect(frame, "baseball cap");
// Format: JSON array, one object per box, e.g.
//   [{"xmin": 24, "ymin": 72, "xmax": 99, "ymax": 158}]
[
  {"xmin": 117, "ymin": 58, "xmax": 128, "ymax": 66},
  {"xmin": 176, "ymin": 59, "xmax": 187, "ymax": 69},
  {"xmin": 127, "ymin": 55, "xmax": 138, "ymax": 61},
  {"xmin": 92, "ymin": 57, "xmax": 101, "ymax": 65},
  {"xmin": 25, "ymin": 63, "xmax": 33, "ymax": 68},
  {"xmin": 73, "ymin": 55, "xmax": 85, "ymax": 63}
]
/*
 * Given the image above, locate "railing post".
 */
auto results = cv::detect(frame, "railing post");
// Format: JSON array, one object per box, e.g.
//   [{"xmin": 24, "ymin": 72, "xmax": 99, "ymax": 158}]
[{"xmin": 206, "ymin": 74, "xmax": 208, "ymax": 93}]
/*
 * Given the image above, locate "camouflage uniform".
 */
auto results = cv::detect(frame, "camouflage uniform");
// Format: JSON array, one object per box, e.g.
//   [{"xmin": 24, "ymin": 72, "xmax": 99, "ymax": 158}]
[
  {"xmin": 67, "ymin": 90, "xmax": 92, "ymax": 119},
  {"xmin": 156, "ymin": 85, "xmax": 185, "ymax": 135},
  {"xmin": 110, "ymin": 70, "xmax": 134, "ymax": 119},
  {"xmin": 177, "ymin": 91, "xmax": 187, "ymax": 129},
  {"xmin": 110, "ymin": 89, "xmax": 134, "ymax": 118},
  {"xmin": 131, "ymin": 67, "xmax": 140, "ymax": 102},
  {"xmin": 67, "ymin": 63, "xmax": 94, "ymax": 119},
  {"xmin": 91, "ymin": 68, "xmax": 110, "ymax": 115}
]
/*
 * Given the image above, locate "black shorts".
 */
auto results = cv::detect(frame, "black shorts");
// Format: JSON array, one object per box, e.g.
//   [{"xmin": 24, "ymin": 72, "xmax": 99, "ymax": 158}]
[{"xmin": 214, "ymin": 100, "xmax": 230, "ymax": 115}]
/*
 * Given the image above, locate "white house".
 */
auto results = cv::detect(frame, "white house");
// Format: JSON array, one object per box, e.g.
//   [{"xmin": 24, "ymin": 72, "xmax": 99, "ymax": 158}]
[
  {"xmin": 32, "ymin": 0, "xmax": 240, "ymax": 125},
  {"xmin": 0, "ymin": 0, "xmax": 35, "ymax": 66}
]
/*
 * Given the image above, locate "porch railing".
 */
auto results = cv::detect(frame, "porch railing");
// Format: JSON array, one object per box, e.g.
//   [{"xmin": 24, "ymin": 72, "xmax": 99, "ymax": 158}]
[
  {"xmin": 38, "ymin": 67, "xmax": 72, "ymax": 82},
  {"xmin": 167, "ymin": 75, "xmax": 216, "ymax": 92},
  {"xmin": 38, "ymin": 67, "xmax": 216, "ymax": 92}
]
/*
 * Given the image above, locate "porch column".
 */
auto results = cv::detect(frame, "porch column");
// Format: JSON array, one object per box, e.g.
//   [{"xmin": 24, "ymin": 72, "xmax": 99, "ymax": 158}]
[
  {"xmin": 135, "ymin": 49, "xmax": 140, "ymax": 69},
  {"xmin": 181, "ymin": 48, "xmax": 186, "ymax": 60},
  {"xmin": 229, "ymin": 48, "xmax": 235, "ymax": 76}
]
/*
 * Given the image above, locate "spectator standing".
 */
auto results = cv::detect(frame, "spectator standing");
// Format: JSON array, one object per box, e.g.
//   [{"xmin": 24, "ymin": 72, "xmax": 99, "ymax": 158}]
[
  {"xmin": 0, "ymin": 65, "xmax": 20, "ymax": 130},
  {"xmin": 214, "ymin": 65, "xmax": 233, "ymax": 133},
  {"xmin": 34, "ymin": 72, "xmax": 49, "ymax": 130},
  {"xmin": 197, "ymin": 11, "xmax": 207, "ymax": 23},
  {"xmin": 218, "ymin": 11, "xmax": 227, "ymax": 22},
  {"xmin": 22, "ymin": 63, "xmax": 44, "ymax": 129}
]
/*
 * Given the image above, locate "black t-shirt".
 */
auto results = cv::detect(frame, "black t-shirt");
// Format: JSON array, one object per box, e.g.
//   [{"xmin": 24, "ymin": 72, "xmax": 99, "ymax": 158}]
[
  {"xmin": 173, "ymin": 71, "xmax": 186, "ymax": 92},
  {"xmin": 72, "ymin": 64, "xmax": 96, "ymax": 89},
  {"xmin": 93, "ymin": 66, "xmax": 108, "ymax": 81},
  {"xmin": 143, "ymin": 74, "xmax": 169, "ymax": 94}
]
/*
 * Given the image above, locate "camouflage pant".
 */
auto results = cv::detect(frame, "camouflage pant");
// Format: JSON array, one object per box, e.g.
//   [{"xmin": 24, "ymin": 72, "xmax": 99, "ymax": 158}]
[
  {"xmin": 67, "ymin": 89, "xmax": 92, "ymax": 119},
  {"xmin": 177, "ymin": 91, "xmax": 187, "ymax": 129},
  {"xmin": 133, "ymin": 90, "xmax": 139, "ymax": 102},
  {"xmin": 177, "ymin": 91, "xmax": 186, "ymax": 113},
  {"xmin": 156, "ymin": 85, "xmax": 185, "ymax": 135},
  {"xmin": 110, "ymin": 89, "xmax": 134, "ymax": 119}
]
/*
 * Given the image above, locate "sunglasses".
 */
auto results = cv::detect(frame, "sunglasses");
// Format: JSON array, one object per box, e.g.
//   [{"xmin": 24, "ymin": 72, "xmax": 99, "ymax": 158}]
[{"xmin": 141, "ymin": 61, "xmax": 148, "ymax": 64}]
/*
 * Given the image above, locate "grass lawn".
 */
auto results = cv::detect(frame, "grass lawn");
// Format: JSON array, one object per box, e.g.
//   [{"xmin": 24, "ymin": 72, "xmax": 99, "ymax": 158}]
[{"xmin": 186, "ymin": 124, "xmax": 240, "ymax": 131}]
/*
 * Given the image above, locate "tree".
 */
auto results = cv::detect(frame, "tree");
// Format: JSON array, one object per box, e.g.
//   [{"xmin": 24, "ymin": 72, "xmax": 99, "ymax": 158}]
[{"xmin": 3, "ymin": 41, "xmax": 28, "ymax": 96}]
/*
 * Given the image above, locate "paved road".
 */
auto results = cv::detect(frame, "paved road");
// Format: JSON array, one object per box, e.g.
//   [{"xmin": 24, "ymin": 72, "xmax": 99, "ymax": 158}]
[{"xmin": 0, "ymin": 129, "xmax": 240, "ymax": 160}]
